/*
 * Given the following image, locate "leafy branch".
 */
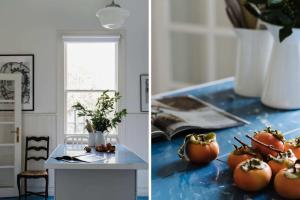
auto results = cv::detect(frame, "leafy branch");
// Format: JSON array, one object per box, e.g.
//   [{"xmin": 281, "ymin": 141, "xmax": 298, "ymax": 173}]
[
  {"xmin": 72, "ymin": 90, "xmax": 127, "ymax": 133},
  {"xmin": 245, "ymin": 0, "xmax": 300, "ymax": 41}
]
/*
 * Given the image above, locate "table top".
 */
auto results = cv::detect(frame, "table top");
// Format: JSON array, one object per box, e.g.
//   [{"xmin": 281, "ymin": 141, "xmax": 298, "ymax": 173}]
[
  {"xmin": 152, "ymin": 78, "xmax": 300, "ymax": 200},
  {"xmin": 45, "ymin": 144, "xmax": 147, "ymax": 170}
]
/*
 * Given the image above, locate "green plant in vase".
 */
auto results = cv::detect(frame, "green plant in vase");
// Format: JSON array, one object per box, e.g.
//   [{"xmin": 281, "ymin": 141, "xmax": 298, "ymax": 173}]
[
  {"xmin": 72, "ymin": 90, "xmax": 127, "ymax": 146},
  {"xmin": 241, "ymin": 0, "xmax": 300, "ymax": 109}
]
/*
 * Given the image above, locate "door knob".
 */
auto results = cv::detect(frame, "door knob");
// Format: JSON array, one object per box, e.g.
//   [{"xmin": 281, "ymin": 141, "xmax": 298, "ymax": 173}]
[{"xmin": 11, "ymin": 128, "xmax": 20, "ymax": 143}]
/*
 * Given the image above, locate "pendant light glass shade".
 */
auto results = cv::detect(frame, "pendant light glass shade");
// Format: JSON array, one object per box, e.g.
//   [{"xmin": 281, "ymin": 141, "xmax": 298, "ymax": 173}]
[{"xmin": 96, "ymin": 1, "xmax": 130, "ymax": 29}]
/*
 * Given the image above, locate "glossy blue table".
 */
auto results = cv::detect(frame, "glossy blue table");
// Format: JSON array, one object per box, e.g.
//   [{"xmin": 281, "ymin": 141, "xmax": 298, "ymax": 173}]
[{"xmin": 152, "ymin": 78, "xmax": 300, "ymax": 200}]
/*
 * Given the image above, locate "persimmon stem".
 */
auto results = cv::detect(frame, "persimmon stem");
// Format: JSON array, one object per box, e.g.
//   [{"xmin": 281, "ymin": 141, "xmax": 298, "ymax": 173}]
[
  {"xmin": 234, "ymin": 136, "xmax": 250, "ymax": 148},
  {"xmin": 232, "ymin": 144, "xmax": 238, "ymax": 150},
  {"xmin": 246, "ymin": 134, "xmax": 283, "ymax": 153}
]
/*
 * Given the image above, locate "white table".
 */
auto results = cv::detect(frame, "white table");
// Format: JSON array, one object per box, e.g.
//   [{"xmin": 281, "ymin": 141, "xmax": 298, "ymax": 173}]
[{"xmin": 45, "ymin": 144, "xmax": 147, "ymax": 200}]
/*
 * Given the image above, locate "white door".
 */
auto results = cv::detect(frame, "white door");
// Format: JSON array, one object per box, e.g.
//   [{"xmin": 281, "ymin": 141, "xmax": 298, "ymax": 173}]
[{"xmin": 0, "ymin": 74, "xmax": 22, "ymax": 197}]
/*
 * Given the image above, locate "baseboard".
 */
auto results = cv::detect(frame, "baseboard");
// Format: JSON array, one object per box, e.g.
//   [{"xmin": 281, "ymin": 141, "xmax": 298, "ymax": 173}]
[
  {"xmin": 29, "ymin": 186, "xmax": 148, "ymax": 197},
  {"xmin": 26, "ymin": 186, "xmax": 55, "ymax": 196},
  {"xmin": 48, "ymin": 187, "xmax": 55, "ymax": 196},
  {"xmin": 137, "ymin": 186, "xmax": 148, "ymax": 196}
]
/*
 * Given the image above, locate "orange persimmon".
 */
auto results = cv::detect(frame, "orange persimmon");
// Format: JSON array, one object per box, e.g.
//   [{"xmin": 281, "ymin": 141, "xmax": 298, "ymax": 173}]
[
  {"xmin": 274, "ymin": 160, "xmax": 300, "ymax": 199},
  {"xmin": 227, "ymin": 145, "xmax": 261, "ymax": 170},
  {"xmin": 233, "ymin": 158, "xmax": 272, "ymax": 192},
  {"xmin": 178, "ymin": 133, "xmax": 219, "ymax": 164},
  {"xmin": 251, "ymin": 127, "xmax": 285, "ymax": 157},
  {"xmin": 284, "ymin": 137, "xmax": 300, "ymax": 159},
  {"xmin": 268, "ymin": 150, "xmax": 296, "ymax": 175}
]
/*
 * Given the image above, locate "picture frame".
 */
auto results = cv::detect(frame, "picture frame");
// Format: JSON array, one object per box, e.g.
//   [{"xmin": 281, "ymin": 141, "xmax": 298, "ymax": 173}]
[
  {"xmin": 0, "ymin": 54, "xmax": 34, "ymax": 111},
  {"xmin": 140, "ymin": 74, "xmax": 149, "ymax": 112}
]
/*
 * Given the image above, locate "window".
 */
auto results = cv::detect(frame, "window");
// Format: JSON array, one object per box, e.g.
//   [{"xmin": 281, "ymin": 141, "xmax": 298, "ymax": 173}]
[{"xmin": 63, "ymin": 36, "xmax": 119, "ymax": 135}]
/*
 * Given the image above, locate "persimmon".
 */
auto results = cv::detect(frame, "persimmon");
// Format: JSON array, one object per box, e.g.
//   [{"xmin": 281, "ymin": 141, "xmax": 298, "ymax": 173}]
[
  {"xmin": 178, "ymin": 133, "xmax": 219, "ymax": 164},
  {"xmin": 227, "ymin": 137, "xmax": 262, "ymax": 170},
  {"xmin": 233, "ymin": 158, "xmax": 272, "ymax": 191},
  {"xmin": 284, "ymin": 137, "xmax": 300, "ymax": 159},
  {"xmin": 274, "ymin": 160, "xmax": 300, "ymax": 199},
  {"xmin": 251, "ymin": 127, "xmax": 285, "ymax": 156},
  {"xmin": 268, "ymin": 150, "xmax": 297, "ymax": 175}
]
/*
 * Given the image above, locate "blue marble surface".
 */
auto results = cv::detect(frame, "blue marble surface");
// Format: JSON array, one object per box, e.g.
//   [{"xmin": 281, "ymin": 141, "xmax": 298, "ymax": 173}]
[{"xmin": 152, "ymin": 79, "xmax": 300, "ymax": 200}]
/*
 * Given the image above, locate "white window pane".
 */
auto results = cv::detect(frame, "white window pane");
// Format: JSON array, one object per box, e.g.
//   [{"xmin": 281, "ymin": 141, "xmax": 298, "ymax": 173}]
[
  {"xmin": 66, "ymin": 42, "xmax": 116, "ymax": 90},
  {"xmin": 66, "ymin": 92, "xmax": 99, "ymax": 134}
]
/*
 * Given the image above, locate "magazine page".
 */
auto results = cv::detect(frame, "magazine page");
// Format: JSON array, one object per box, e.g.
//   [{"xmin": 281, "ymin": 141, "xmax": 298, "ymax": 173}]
[{"xmin": 151, "ymin": 95, "xmax": 249, "ymax": 139}]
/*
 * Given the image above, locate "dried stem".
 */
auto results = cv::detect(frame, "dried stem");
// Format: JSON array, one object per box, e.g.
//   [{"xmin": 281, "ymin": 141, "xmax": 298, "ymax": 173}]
[
  {"xmin": 232, "ymin": 144, "xmax": 238, "ymax": 150},
  {"xmin": 246, "ymin": 134, "xmax": 283, "ymax": 153},
  {"xmin": 234, "ymin": 136, "xmax": 250, "ymax": 148}
]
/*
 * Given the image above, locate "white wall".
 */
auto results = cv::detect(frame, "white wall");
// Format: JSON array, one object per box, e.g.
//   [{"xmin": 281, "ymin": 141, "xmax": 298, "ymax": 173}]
[{"xmin": 0, "ymin": 0, "xmax": 148, "ymax": 196}]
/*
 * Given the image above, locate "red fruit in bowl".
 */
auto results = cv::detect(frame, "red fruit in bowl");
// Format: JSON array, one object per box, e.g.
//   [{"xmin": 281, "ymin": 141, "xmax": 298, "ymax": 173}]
[{"xmin": 251, "ymin": 127, "xmax": 285, "ymax": 156}]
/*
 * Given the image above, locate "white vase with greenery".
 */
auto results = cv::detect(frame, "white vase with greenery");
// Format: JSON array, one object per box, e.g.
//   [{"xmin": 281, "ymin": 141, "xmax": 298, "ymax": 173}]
[
  {"xmin": 245, "ymin": 0, "xmax": 300, "ymax": 109},
  {"xmin": 234, "ymin": 28, "xmax": 273, "ymax": 97},
  {"xmin": 85, "ymin": 120, "xmax": 95, "ymax": 146},
  {"xmin": 73, "ymin": 90, "xmax": 127, "ymax": 146},
  {"xmin": 262, "ymin": 24, "xmax": 300, "ymax": 109},
  {"xmin": 95, "ymin": 131, "xmax": 106, "ymax": 146}
]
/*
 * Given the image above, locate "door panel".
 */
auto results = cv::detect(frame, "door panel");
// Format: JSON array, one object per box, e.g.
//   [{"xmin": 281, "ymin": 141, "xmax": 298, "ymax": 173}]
[{"xmin": 0, "ymin": 74, "xmax": 22, "ymax": 197}]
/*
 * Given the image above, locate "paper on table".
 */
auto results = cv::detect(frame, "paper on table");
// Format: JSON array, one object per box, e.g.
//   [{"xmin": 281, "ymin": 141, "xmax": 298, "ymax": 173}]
[
  {"xmin": 76, "ymin": 154, "xmax": 105, "ymax": 162},
  {"xmin": 165, "ymin": 108, "xmax": 239, "ymax": 128}
]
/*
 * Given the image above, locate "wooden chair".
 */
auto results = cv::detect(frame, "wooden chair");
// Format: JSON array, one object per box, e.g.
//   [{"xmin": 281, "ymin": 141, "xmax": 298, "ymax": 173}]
[{"xmin": 17, "ymin": 136, "xmax": 49, "ymax": 199}]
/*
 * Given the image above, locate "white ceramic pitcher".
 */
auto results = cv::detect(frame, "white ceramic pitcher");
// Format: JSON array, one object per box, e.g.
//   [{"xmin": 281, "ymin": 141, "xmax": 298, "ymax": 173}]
[
  {"xmin": 234, "ymin": 28, "xmax": 273, "ymax": 97},
  {"xmin": 261, "ymin": 24, "xmax": 300, "ymax": 109}
]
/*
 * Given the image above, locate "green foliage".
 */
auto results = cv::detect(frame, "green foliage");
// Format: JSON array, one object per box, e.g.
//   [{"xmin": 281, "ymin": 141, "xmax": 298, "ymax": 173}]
[
  {"xmin": 72, "ymin": 90, "xmax": 127, "ymax": 133},
  {"xmin": 245, "ymin": 0, "xmax": 300, "ymax": 41}
]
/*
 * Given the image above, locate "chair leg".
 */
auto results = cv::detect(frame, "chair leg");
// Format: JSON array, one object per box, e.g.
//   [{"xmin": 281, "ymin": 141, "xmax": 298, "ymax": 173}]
[
  {"xmin": 45, "ymin": 176, "xmax": 48, "ymax": 199},
  {"xmin": 24, "ymin": 178, "xmax": 27, "ymax": 198},
  {"xmin": 17, "ymin": 175, "xmax": 21, "ymax": 198}
]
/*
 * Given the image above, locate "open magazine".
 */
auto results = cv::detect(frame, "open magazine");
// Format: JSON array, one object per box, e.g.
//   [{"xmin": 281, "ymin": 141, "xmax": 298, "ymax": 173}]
[{"xmin": 151, "ymin": 95, "xmax": 249, "ymax": 140}]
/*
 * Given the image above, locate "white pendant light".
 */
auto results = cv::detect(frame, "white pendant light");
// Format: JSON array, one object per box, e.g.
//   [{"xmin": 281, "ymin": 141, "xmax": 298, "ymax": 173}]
[{"xmin": 96, "ymin": 0, "xmax": 130, "ymax": 29}]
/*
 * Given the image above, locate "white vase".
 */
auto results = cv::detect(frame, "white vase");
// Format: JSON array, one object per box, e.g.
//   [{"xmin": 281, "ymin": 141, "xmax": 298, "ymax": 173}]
[
  {"xmin": 88, "ymin": 132, "xmax": 95, "ymax": 147},
  {"xmin": 234, "ymin": 28, "xmax": 273, "ymax": 97},
  {"xmin": 262, "ymin": 24, "xmax": 300, "ymax": 109},
  {"xmin": 95, "ymin": 131, "xmax": 106, "ymax": 146}
]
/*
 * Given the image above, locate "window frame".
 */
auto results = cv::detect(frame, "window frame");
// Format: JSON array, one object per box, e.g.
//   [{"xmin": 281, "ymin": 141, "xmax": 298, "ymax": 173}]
[{"xmin": 56, "ymin": 31, "xmax": 126, "ymax": 145}]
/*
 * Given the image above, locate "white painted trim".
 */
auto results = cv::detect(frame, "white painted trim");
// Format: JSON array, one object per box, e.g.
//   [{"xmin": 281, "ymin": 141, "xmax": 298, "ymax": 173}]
[
  {"xmin": 62, "ymin": 35, "xmax": 120, "ymax": 43},
  {"xmin": 27, "ymin": 185, "xmax": 148, "ymax": 198},
  {"xmin": 137, "ymin": 186, "xmax": 148, "ymax": 197},
  {"xmin": 152, "ymin": 77, "xmax": 234, "ymax": 99},
  {"xmin": 23, "ymin": 113, "xmax": 57, "ymax": 116},
  {"xmin": 22, "ymin": 112, "xmax": 143, "ymax": 116},
  {"xmin": 25, "ymin": 186, "xmax": 55, "ymax": 197}
]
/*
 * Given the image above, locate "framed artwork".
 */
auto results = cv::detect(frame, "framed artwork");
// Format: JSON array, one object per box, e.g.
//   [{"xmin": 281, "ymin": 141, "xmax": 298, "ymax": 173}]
[
  {"xmin": 0, "ymin": 54, "xmax": 34, "ymax": 111},
  {"xmin": 140, "ymin": 74, "xmax": 149, "ymax": 112}
]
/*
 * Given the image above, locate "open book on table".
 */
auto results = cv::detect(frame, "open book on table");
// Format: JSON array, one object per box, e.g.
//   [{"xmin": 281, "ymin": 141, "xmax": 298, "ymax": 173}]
[{"xmin": 151, "ymin": 95, "xmax": 249, "ymax": 141}]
